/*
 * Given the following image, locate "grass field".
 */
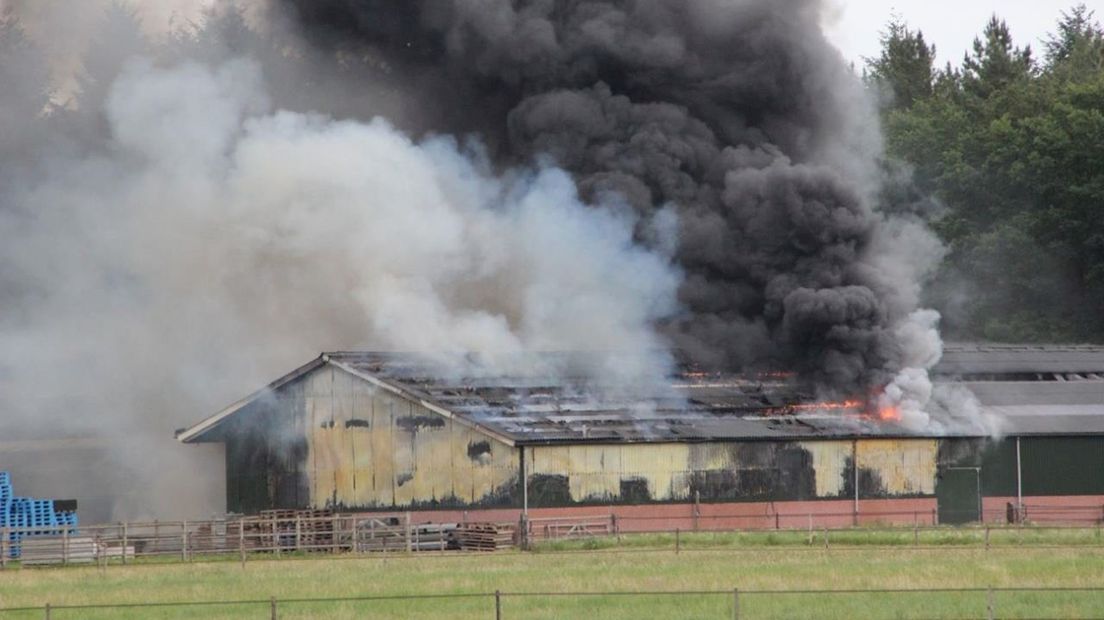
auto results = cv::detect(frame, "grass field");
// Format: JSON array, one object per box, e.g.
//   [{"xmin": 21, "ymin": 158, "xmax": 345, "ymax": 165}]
[{"xmin": 0, "ymin": 530, "xmax": 1102, "ymax": 619}]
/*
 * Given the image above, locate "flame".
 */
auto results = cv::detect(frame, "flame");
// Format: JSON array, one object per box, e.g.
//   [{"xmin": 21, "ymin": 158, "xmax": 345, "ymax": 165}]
[
  {"xmin": 878, "ymin": 402, "xmax": 901, "ymax": 422},
  {"xmin": 788, "ymin": 399, "xmax": 863, "ymax": 412}
]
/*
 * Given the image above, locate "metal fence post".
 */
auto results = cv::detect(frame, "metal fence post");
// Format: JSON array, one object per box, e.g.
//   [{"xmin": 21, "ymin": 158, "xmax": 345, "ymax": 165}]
[
  {"xmin": 1, "ymin": 526, "xmax": 7, "ymax": 569},
  {"xmin": 182, "ymin": 521, "xmax": 189, "ymax": 562},
  {"xmin": 675, "ymin": 528, "xmax": 681, "ymax": 555},
  {"xmin": 121, "ymin": 522, "xmax": 128, "ymax": 566},
  {"xmin": 986, "ymin": 587, "xmax": 994, "ymax": 620},
  {"xmin": 495, "ymin": 590, "xmax": 502, "ymax": 620},
  {"xmin": 62, "ymin": 529, "xmax": 69, "ymax": 566},
  {"xmin": 985, "ymin": 526, "xmax": 991, "ymax": 551},
  {"xmin": 44, "ymin": 603, "xmax": 50, "ymax": 620},
  {"xmin": 733, "ymin": 588, "xmax": 740, "ymax": 620},
  {"xmin": 271, "ymin": 596, "xmax": 278, "ymax": 620},
  {"xmin": 405, "ymin": 512, "xmax": 412, "ymax": 554},
  {"xmin": 239, "ymin": 521, "xmax": 246, "ymax": 568}
]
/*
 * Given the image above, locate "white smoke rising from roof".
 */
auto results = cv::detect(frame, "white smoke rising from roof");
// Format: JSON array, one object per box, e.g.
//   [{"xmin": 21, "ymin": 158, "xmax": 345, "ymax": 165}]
[{"xmin": 0, "ymin": 57, "xmax": 679, "ymax": 518}]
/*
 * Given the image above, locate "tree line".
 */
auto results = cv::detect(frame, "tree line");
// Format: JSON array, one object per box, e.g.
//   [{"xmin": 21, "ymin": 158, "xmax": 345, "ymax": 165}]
[{"xmin": 867, "ymin": 6, "xmax": 1104, "ymax": 342}]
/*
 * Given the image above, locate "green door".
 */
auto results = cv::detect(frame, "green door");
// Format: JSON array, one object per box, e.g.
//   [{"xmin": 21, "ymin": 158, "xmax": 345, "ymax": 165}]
[{"xmin": 936, "ymin": 467, "xmax": 981, "ymax": 524}]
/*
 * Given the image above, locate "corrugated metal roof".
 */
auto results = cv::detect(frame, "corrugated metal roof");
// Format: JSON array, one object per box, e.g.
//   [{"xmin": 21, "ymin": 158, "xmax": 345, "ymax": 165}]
[
  {"xmin": 179, "ymin": 348, "xmax": 1104, "ymax": 444},
  {"xmin": 936, "ymin": 343, "xmax": 1104, "ymax": 376}
]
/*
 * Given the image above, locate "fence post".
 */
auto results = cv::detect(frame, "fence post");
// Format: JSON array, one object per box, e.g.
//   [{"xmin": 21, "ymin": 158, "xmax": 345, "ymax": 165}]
[
  {"xmin": 986, "ymin": 587, "xmax": 994, "ymax": 620},
  {"xmin": 239, "ymin": 521, "xmax": 246, "ymax": 569},
  {"xmin": 774, "ymin": 512, "xmax": 780, "ymax": 530},
  {"xmin": 182, "ymin": 521, "xmax": 189, "ymax": 562},
  {"xmin": 733, "ymin": 588, "xmax": 740, "ymax": 620},
  {"xmin": 495, "ymin": 590, "xmax": 502, "ymax": 620},
  {"xmin": 121, "ymin": 522, "xmax": 128, "ymax": 565},
  {"xmin": 44, "ymin": 603, "xmax": 50, "ymax": 620},
  {"xmin": 271, "ymin": 596, "xmax": 278, "ymax": 620},
  {"xmin": 1, "ymin": 526, "xmax": 7, "ymax": 569},
  {"xmin": 404, "ymin": 512, "xmax": 412, "ymax": 554},
  {"xmin": 296, "ymin": 516, "xmax": 302, "ymax": 552},
  {"xmin": 985, "ymin": 525, "xmax": 991, "ymax": 551},
  {"xmin": 62, "ymin": 529, "xmax": 69, "ymax": 566},
  {"xmin": 914, "ymin": 523, "xmax": 919, "ymax": 546},
  {"xmin": 675, "ymin": 528, "xmax": 681, "ymax": 555},
  {"xmin": 823, "ymin": 526, "xmax": 829, "ymax": 549}
]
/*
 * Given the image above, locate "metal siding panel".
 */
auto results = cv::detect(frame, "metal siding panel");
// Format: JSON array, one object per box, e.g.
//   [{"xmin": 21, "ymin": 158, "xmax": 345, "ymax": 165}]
[
  {"xmin": 306, "ymin": 368, "xmax": 337, "ymax": 508},
  {"xmin": 856, "ymin": 439, "xmax": 937, "ymax": 496},
  {"xmin": 369, "ymin": 391, "xmax": 395, "ymax": 506},
  {"xmin": 1021, "ymin": 436, "xmax": 1104, "ymax": 495},
  {"xmin": 348, "ymin": 378, "xmax": 375, "ymax": 507},
  {"xmin": 330, "ymin": 369, "xmax": 356, "ymax": 507},
  {"xmin": 800, "ymin": 440, "xmax": 851, "ymax": 498}
]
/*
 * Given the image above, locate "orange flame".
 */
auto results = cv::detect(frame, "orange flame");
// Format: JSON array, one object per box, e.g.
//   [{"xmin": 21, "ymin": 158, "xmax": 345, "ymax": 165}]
[
  {"xmin": 789, "ymin": 399, "xmax": 863, "ymax": 412},
  {"xmin": 878, "ymin": 403, "xmax": 901, "ymax": 422}
]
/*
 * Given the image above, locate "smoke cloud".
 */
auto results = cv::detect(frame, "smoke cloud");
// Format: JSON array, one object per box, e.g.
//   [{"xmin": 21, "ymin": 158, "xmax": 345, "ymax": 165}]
[
  {"xmin": 0, "ymin": 52, "xmax": 677, "ymax": 518},
  {"xmin": 0, "ymin": 0, "xmax": 997, "ymax": 519},
  {"xmin": 279, "ymin": 1, "xmax": 964, "ymax": 401}
]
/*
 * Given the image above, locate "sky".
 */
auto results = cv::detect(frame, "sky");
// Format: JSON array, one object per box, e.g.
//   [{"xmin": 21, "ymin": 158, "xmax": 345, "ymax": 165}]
[{"xmin": 823, "ymin": 0, "xmax": 1103, "ymax": 69}]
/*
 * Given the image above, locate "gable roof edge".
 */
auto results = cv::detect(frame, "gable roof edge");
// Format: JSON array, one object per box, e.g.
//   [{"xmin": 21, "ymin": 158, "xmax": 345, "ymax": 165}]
[
  {"xmin": 324, "ymin": 355, "xmax": 517, "ymax": 447},
  {"xmin": 176, "ymin": 356, "xmax": 327, "ymax": 443}
]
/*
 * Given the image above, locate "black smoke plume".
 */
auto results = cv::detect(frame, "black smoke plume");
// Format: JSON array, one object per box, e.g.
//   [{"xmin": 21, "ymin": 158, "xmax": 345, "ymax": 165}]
[{"xmin": 280, "ymin": 0, "xmax": 939, "ymax": 394}]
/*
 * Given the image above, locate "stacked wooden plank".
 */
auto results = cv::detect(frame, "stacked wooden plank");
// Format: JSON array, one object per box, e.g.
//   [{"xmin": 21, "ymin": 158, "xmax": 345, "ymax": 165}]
[
  {"xmin": 235, "ymin": 508, "xmax": 336, "ymax": 551},
  {"xmin": 456, "ymin": 523, "xmax": 515, "ymax": 551}
]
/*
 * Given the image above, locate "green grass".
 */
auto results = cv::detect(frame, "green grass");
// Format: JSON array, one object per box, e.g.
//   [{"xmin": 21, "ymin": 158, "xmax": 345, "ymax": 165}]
[
  {"xmin": 0, "ymin": 530, "xmax": 1102, "ymax": 618},
  {"xmin": 533, "ymin": 525, "xmax": 1104, "ymax": 551}
]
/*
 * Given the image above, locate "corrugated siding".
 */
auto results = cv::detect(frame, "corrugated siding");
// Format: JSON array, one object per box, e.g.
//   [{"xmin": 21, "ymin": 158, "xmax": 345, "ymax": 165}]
[
  {"xmin": 856, "ymin": 439, "xmax": 938, "ymax": 496},
  {"xmin": 301, "ymin": 366, "xmax": 519, "ymax": 509},
  {"xmin": 527, "ymin": 439, "xmax": 939, "ymax": 505}
]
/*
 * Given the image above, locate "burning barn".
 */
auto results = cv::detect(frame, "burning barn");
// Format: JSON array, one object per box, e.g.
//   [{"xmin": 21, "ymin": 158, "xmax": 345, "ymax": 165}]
[{"xmin": 177, "ymin": 345, "xmax": 1104, "ymax": 525}]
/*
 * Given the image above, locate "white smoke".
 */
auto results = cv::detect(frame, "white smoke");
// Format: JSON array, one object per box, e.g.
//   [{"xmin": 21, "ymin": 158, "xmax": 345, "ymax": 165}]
[
  {"xmin": 878, "ymin": 309, "xmax": 1003, "ymax": 435},
  {"xmin": 0, "ymin": 57, "xmax": 679, "ymax": 517}
]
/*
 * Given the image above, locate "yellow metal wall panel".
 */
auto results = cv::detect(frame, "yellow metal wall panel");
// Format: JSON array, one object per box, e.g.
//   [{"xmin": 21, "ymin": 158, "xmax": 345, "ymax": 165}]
[
  {"xmin": 856, "ymin": 439, "xmax": 937, "ymax": 495},
  {"xmin": 299, "ymin": 365, "xmax": 517, "ymax": 509},
  {"xmin": 306, "ymin": 368, "xmax": 336, "ymax": 507},
  {"xmin": 800, "ymin": 440, "xmax": 851, "ymax": 497}
]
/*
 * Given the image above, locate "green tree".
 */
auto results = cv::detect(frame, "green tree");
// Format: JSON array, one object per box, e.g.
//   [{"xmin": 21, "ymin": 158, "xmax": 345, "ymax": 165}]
[
  {"xmin": 962, "ymin": 16, "xmax": 1035, "ymax": 100},
  {"xmin": 1045, "ymin": 4, "xmax": 1103, "ymax": 67},
  {"xmin": 0, "ymin": 8, "xmax": 52, "ymax": 163},
  {"xmin": 70, "ymin": 2, "xmax": 149, "ymax": 141},
  {"xmin": 865, "ymin": 17, "xmax": 936, "ymax": 110}
]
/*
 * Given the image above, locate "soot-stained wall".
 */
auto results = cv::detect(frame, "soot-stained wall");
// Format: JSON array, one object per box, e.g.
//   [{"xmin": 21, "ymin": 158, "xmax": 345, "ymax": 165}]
[
  {"xmin": 525, "ymin": 439, "xmax": 938, "ymax": 506},
  {"xmin": 223, "ymin": 365, "xmax": 519, "ymax": 512},
  {"xmin": 218, "ymin": 367, "xmax": 1104, "ymax": 514}
]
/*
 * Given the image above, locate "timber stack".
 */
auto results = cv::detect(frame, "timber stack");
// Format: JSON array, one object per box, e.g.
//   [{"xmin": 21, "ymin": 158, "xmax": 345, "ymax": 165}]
[{"xmin": 456, "ymin": 522, "xmax": 515, "ymax": 551}]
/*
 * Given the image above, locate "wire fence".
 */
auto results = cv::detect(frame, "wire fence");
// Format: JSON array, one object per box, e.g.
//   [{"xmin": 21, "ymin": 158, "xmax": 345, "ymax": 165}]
[
  {"xmin": 1, "ymin": 587, "xmax": 1103, "ymax": 619},
  {"xmin": 1, "ymin": 503, "xmax": 1103, "ymax": 568}
]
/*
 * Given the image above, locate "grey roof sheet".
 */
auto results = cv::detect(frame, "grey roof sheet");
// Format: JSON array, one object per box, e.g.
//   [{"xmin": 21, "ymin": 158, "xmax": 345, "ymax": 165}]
[
  {"xmin": 936, "ymin": 343, "xmax": 1104, "ymax": 376},
  {"xmin": 181, "ymin": 347, "xmax": 1104, "ymax": 444},
  {"xmin": 328, "ymin": 352, "xmax": 952, "ymax": 443}
]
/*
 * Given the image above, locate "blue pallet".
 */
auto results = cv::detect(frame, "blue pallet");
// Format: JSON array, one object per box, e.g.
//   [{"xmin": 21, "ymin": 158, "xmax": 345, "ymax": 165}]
[{"xmin": 0, "ymin": 474, "xmax": 80, "ymax": 558}]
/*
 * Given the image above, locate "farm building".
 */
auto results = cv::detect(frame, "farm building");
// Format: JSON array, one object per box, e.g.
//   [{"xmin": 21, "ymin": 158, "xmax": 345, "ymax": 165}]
[{"xmin": 176, "ymin": 345, "xmax": 1104, "ymax": 526}]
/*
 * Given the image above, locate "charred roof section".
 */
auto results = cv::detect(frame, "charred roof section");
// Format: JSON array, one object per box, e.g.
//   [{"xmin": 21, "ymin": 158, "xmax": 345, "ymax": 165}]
[{"xmin": 179, "ymin": 346, "xmax": 1104, "ymax": 445}]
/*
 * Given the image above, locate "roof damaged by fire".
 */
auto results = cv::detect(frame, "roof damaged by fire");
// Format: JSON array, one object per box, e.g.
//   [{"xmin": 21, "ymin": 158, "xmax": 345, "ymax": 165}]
[{"xmin": 178, "ymin": 344, "xmax": 1104, "ymax": 446}]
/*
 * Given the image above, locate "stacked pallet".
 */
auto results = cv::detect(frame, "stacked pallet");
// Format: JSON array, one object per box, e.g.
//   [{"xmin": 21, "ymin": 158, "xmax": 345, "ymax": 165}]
[
  {"xmin": 238, "ymin": 508, "xmax": 336, "ymax": 551},
  {"xmin": 0, "ymin": 472, "xmax": 78, "ymax": 559},
  {"xmin": 455, "ymin": 523, "xmax": 515, "ymax": 551}
]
